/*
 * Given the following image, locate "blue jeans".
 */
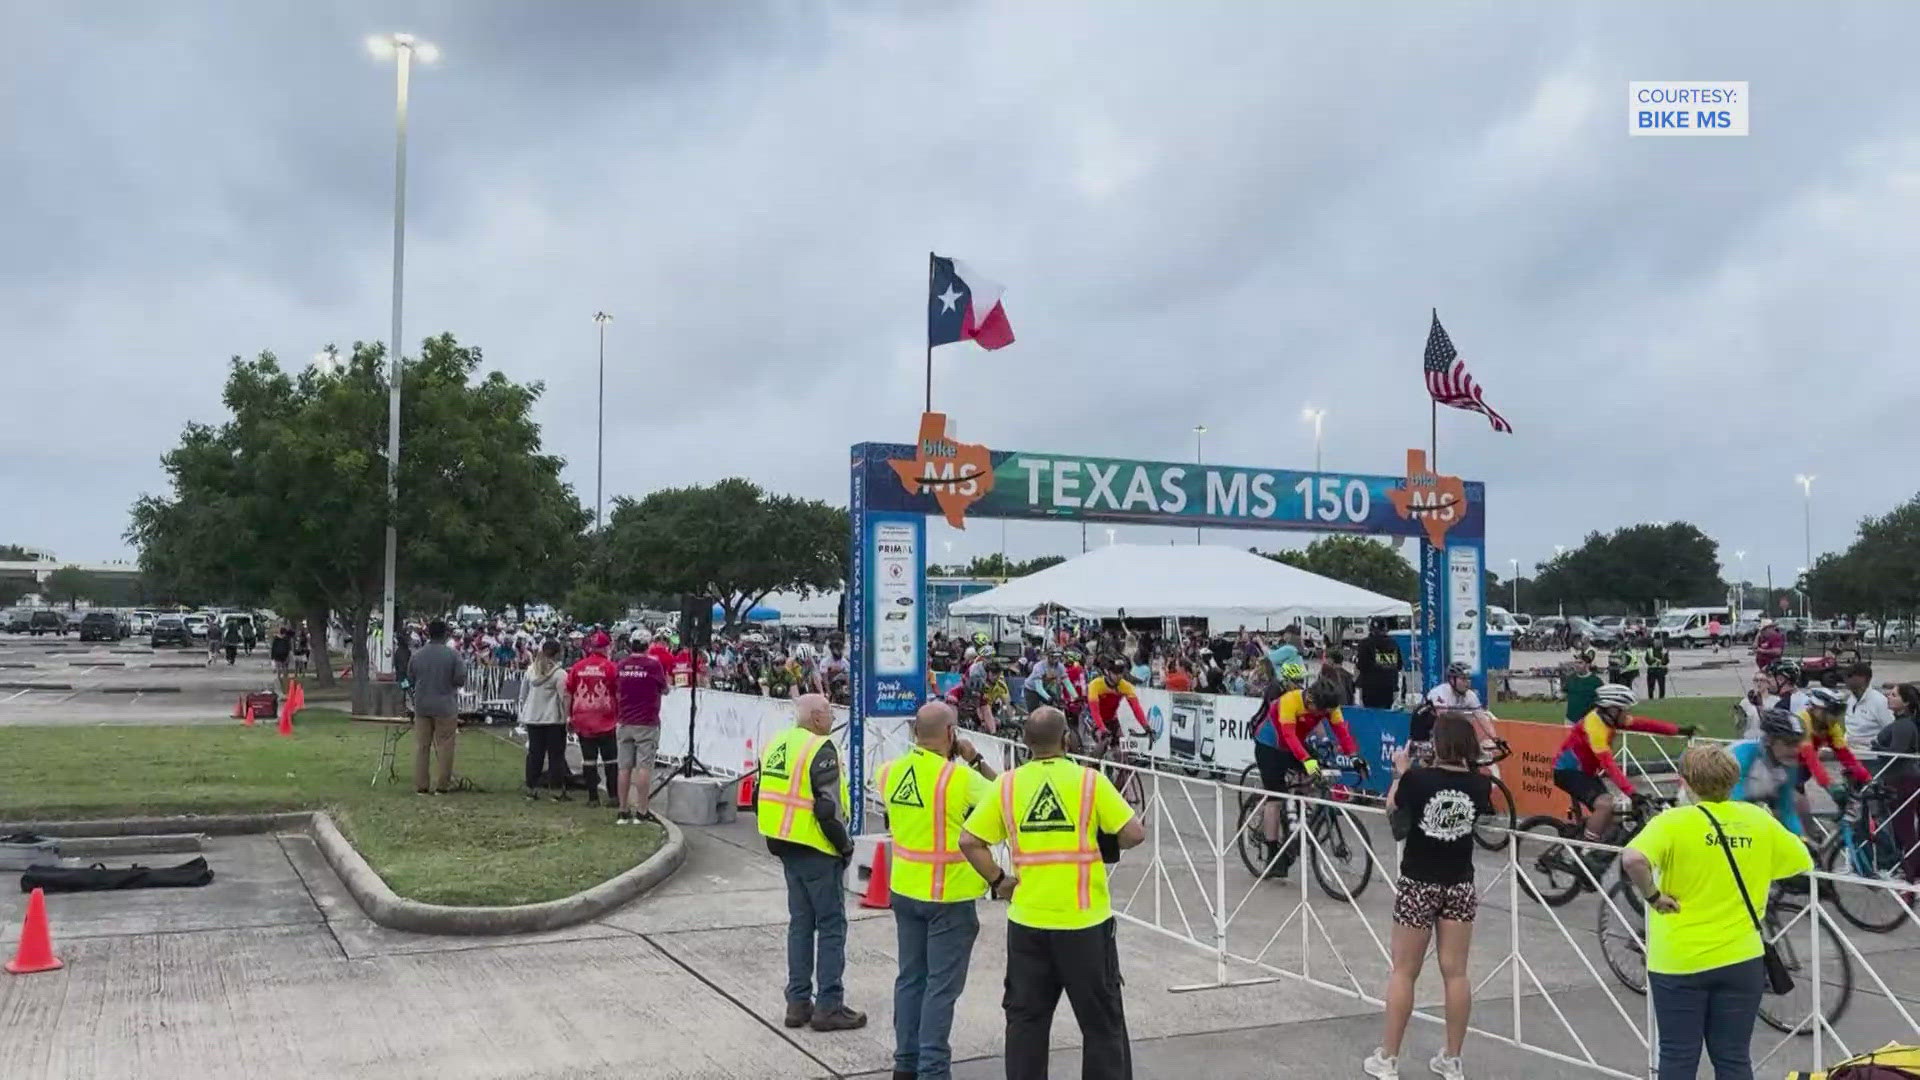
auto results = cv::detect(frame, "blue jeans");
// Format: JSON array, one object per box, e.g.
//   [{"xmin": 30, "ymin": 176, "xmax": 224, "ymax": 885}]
[
  {"xmin": 892, "ymin": 895, "xmax": 980, "ymax": 1079},
  {"xmin": 1649, "ymin": 957, "xmax": 1764, "ymax": 1080},
  {"xmin": 782, "ymin": 850, "xmax": 847, "ymax": 1010}
]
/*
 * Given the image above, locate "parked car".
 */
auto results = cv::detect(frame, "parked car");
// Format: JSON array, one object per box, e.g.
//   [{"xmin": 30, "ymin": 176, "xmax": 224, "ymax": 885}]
[
  {"xmin": 2, "ymin": 609, "xmax": 29, "ymax": 633},
  {"xmin": 150, "ymin": 615, "xmax": 190, "ymax": 648},
  {"xmin": 130, "ymin": 609, "xmax": 156, "ymax": 635},
  {"xmin": 28, "ymin": 610, "xmax": 67, "ymax": 636},
  {"xmin": 78, "ymin": 611, "xmax": 123, "ymax": 642},
  {"xmin": 183, "ymin": 614, "xmax": 210, "ymax": 639}
]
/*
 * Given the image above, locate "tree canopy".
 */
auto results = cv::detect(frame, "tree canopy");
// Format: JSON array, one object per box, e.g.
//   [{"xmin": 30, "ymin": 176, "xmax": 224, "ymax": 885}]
[
  {"xmin": 604, "ymin": 478, "xmax": 847, "ymax": 629},
  {"xmin": 128, "ymin": 335, "xmax": 586, "ymax": 684},
  {"xmin": 1527, "ymin": 522, "xmax": 1722, "ymax": 615},
  {"xmin": 1802, "ymin": 493, "xmax": 1920, "ymax": 624},
  {"xmin": 930, "ymin": 553, "xmax": 1067, "ymax": 579},
  {"xmin": 1260, "ymin": 535, "xmax": 1419, "ymax": 600},
  {"xmin": 40, "ymin": 566, "xmax": 96, "ymax": 610}
]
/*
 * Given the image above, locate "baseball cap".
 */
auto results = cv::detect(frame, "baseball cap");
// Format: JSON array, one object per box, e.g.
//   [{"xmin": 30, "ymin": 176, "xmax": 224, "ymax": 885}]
[{"xmin": 587, "ymin": 630, "xmax": 611, "ymax": 650}]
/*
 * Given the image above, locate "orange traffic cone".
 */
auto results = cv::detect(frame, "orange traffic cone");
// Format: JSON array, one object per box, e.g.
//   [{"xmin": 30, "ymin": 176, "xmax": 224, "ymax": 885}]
[
  {"xmin": 859, "ymin": 843, "xmax": 892, "ymax": 910},
  {"xmin": 231, "ymin": 695, "xmax": 246, "ymax": 719},
  {"xmin": 242, "ymin": 704, "xmax": 255, "ymax": 727},
  {"xmin": 5, "ymin": 888, "xmax": 63, "ymax": 975},
  {"xmin": 735, "ymin": 741, "xmax": 757, "ymax": 810},
  {"xmin": 277, "ymin": 710, "xmax": 293, "ymax": 737}
]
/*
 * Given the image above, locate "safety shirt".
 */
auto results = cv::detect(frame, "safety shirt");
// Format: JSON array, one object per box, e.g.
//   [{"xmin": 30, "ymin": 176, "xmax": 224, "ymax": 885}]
[
  {"xmin": 877, "ymin": 746, "xmax": 992, "ymax": 902},
  {"xmin": 756, "ymin": 726, "xmax": 848, "ymax": 856},
  {"xmin": 962, "ymin": 757, "xmax": 1135, "ymax": 930}
]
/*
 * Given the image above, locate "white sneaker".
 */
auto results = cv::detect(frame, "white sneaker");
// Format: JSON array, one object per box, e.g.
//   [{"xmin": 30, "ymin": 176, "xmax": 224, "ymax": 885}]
[
  {"xmin": 1428, "ymin": 1052, "xmax": 1465, "ymax": 1080},
  {"xmin": 1362, "ymin": 1049, "xmax": 1400, "ymax": 1079}
]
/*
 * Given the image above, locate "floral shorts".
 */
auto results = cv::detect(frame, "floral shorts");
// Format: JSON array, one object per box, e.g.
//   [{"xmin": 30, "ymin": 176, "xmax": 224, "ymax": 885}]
[{"xmin": 1393, "ymin": 879, "xmax": 1478, "ymax": 929}]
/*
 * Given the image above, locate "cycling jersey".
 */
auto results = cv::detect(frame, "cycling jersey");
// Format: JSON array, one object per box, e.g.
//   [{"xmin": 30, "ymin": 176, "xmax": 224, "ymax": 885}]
[
  {"xmin": 1025, "ymin": 662, "xmax": 1078, "ymax": 703},
  {"xmin": 1256, "ymin": 688, "xmax": 1358, "ymax": 762},
  {"xmin": 1552, "ymin": 710, "xmax": 1681, "ymax": 795},
  {"xmin": 1085, "ymin": 675, "xmax": 1147, "ymax": 736},
  {"xmin": 1795, "ymin": 710, "xmax": 1871, "ymax": 788},
  {"xmin": 1424, "ymin": 684, "xmax": 1483, "ymax": 712},
  {"xmin": 1730, "ymin": 740, "xmax": 1802, "ymax": 835}
]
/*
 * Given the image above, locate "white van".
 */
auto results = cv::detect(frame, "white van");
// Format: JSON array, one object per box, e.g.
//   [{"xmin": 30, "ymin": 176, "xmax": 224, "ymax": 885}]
[
  {"xmin": 1485, "ymin": 605, "xmax": 1519, "ymax": 637},
  {"xmin": 1653, "ymin": 607, "xmax": 1732, "ymax": 647}
]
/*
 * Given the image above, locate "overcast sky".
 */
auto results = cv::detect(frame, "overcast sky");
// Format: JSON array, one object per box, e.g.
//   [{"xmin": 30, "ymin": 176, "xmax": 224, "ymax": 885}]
[{"xmin": 6, "ymin": 1, "xmax": 1916, "ymax": 592}]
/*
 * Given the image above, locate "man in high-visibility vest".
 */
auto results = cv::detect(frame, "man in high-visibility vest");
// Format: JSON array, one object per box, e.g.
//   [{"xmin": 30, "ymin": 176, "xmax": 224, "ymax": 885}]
[
  {"xmin": 959, "ymin": 707, "xmax": 1146, "ymax": 1080},
  {"xmin": 877, "ymin": 700, "xmax": 999, "ymax": 1080},
  {"xmin": 755, "ymin": 693, "xmax": 865, "ymax": 1032}
]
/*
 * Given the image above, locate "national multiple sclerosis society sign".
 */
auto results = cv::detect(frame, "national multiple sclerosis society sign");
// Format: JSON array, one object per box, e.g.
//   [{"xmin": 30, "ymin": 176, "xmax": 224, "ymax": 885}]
[
  {"xmin": 878, "ymin": 414, "xmax": 1479, "ymax": 545},
  {"xmin": 1629, "ymin": 81, "xmax": 1748, "ymax": 136}
]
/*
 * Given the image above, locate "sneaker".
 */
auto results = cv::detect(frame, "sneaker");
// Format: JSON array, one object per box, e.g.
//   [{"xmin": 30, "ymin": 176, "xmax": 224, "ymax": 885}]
[
  {"xmin": 586, "ymin": 794, "xmax": 600, "ymax": 809},
  {"xmin": 1362, "ymin": 1049, "xmax": 1399, "ymax": 1079},
  {"xmin": 636, "ymin": 811, "xmax": 660, "ymax": 825},
  {"xmin": 550, "ymin": 791, "xmax": 573, "ymax": 803},
  {"xmin": 615, "ymin": 812, "xmax": 634, "ymax": 825},
  {"xmin": 523, "ymin": 788, "xmax": 539, "ymax": 802},
  {"xmin": 1428, "ymin": 1052, "xmax": 1465, "ymax": 1080},
  {"xmin": 809, "ymin": 1005, "xmax": 868, "ymax": 1032},
  {"xmin": 783, "ymin": 1000, "xmax": 813, "ymax": 1029}
]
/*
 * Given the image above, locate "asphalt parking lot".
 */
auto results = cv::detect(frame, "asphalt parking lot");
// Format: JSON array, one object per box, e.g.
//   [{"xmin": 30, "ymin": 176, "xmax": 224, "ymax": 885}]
[{"xmin": 0, "ymin": 633, "xmax": 285, "ymax": 727}]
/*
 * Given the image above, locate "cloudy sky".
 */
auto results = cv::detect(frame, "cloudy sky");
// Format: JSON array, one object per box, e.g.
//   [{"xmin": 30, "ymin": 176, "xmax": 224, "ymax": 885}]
[{"xmin": 6, "ymin": 1, "xmax": 1917, "ymax": 590}]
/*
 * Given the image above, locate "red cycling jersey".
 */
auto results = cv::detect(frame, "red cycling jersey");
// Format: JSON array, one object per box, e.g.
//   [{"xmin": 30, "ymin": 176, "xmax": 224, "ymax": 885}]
[
  {"xmin": 1085, "ymin": 675, "xmax": 1148, "ymax": 736},
  {"xmin": 1553, "ymin": 711, "xmax": 1680, "ymax": 795},
  {"xmin": 1796, "ymin": 710, "xmax": 1872, "ymax": 788}
]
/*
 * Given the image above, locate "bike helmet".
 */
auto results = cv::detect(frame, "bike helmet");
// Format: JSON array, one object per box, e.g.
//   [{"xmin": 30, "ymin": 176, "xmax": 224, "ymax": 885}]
[
  {"xmin": 1758, "ymin": 706, "xmax": 1803, "ymax": 741},
  {"xmin": 1804, "ymin": 686, "xmax": 1846, "ymax": 713},
  {"xmin": 1065, "ymin": 650, "xmax": 1081, "ymax": 663},
  {"xmin": 1279, "ymin": 660, "xmax": 1308, "ymax": 683},
  {"xmin": 1765, "ymin": 658, "xmax": 1801, "ymax": 682},
  {"xmin": 1305, "ymin": 679, "xmax": 1344, "ymax": 711},
  {"xmin": 1594, "ymin": 683, "xmax": 1638, "ymax": 711},
  {"xmin": 972, "ymin": 630, "xmax": 990, "ymax": 646},
  {"xmin": 1446, "ymin": 661, "xmax": 1472, "ymax": 680}
]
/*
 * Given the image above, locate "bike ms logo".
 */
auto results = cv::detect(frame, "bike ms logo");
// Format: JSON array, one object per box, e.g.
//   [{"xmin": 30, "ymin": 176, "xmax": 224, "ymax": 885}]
[
  {"xmin": 889, "ymin": 768, "xmax": 925, "ymax": 808},
  {"xmin": 763, "ymin": 741, "xmax": 792, "ymax": 782},
  {"xmin": 1020, "ymin": 777, "xmax": 1074, "ymax": 834}
]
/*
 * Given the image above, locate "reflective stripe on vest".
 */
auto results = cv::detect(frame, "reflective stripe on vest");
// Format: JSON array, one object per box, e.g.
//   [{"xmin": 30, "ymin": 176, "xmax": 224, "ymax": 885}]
[
  {"xmin": 888, "ymin": 759, "xmax": 966, "ymax": 901},
  {"xmin": 762, "ymin": 734, "xmax": 827, "ymax": 838},
  {"xmin": 1001, "ymin": 766, "xmax": 1101, "ymax": 910}
]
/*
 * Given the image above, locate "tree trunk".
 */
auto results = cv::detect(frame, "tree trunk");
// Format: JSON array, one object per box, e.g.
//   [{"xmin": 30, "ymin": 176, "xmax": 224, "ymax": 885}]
[
  {"xmin": 306, "ymin": 605, "xmax": 336, "ymax": 689},
  {"xmin": 347, "ymin": 607, "xmax": 371, "ymax": 697}
]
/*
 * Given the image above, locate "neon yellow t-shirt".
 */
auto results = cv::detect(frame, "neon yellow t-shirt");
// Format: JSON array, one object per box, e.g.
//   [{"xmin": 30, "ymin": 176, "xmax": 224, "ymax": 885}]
[
  {"xmin": 962, "ymin": 757, "xmax": 1135, "ymax": 930},
  {"xmin": 1626, "ymin": 799, "xmax": 1813, "ymax": 975}
]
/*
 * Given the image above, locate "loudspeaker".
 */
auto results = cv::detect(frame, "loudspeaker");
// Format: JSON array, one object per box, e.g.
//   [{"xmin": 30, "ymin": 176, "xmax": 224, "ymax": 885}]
[{"xmin": 679, "ymin": 595, "xmax": 715, "ymax": 648}]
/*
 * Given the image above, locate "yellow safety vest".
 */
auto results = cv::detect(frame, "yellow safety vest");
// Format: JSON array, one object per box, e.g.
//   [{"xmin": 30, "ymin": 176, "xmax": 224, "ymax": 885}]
[
  {"xmin": 966, "ymin": 757, "xmax": 1123, "ymax": 931},
  {"xmin": 877, "ymin": 746, "xmax": 989, "ymax": 903},
  {"xmin": 756, "ymin": 726, "xmax": 847, "ymax": 856}
]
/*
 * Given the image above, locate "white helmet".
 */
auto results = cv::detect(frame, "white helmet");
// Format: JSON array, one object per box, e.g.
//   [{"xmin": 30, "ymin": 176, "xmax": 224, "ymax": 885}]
[
  {"xmin": 1804, "ymin": 686, "xmax": 1846, "ymax": 713},
  {"xmin": 1595, "ymin": 683, "xmax": 1638, "ymax": 711}
]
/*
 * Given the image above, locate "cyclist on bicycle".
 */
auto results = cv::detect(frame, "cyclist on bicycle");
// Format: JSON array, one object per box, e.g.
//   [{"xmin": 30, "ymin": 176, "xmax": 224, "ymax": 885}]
[
  {"xmin": 1085, "ymin": 657, "xmax": 1150, "ymax": 745},
  {"xmin": 1732, "ymin": 706, "xmax": 1810, "ymax": 835},
  {"xmin": 1023, "ymin": 647, "xmax": 1079, "ymax": 712},
  {"xmin": 1764, "ymin": 658, "xmax": 1809, "ymax": 718},
  {"xmin": 1425, "ymin": 662, "xmax": 1501, "ymax": 749},
  {"xmin": 1063, "ymin": 650, "xmax": 1088, "ymax": 697},
  {"xmin": 947, "ymin": 649, "xmax": 1000, "ymax": 734},
  {"xmin": 1252, "ymin": 677, "xmax": 1368, "ymax": 877},
  {"xmin": 1551, "ymin": 683, "xmax": 1694, "ymax": 851}
]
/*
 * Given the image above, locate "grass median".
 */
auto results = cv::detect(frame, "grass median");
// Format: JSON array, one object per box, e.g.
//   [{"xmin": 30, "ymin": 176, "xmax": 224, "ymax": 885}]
[{"xmin": 0, "ymin": 709, "xmax": 665, "ymax": 906}]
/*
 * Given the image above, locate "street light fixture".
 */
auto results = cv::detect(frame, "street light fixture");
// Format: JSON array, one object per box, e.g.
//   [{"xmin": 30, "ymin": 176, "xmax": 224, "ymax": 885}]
[
  {"xmin": 1192, "ymin": 424, "xmax": 1206, "ymax": 544},
  {"xmin": 1301, "ymin": 408, "xmax": 1326, "ymax": 473},
  {"xmin": 1105, "ymin": 528, "xmax": 1116, "ymax": 547},
  {"xmin": 1508, "ymin": 557, "xmax": 1519, "ymax": 613},
  {"xmin": 593, "ymin": 312, "xmax": 613, "ymax": 533},
  {"xmin": 1795, "ymin": 474, "xmax": 1816, "ymax": 573}
]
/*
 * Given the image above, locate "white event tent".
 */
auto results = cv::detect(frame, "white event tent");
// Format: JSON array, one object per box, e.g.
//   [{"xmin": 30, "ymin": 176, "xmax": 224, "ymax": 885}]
[{"xmin": 947, "ymin": 544, "xmax": 1411, "ymax": 623}]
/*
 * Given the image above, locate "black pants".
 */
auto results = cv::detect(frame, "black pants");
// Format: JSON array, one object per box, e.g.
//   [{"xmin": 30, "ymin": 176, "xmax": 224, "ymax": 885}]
[
  {"xmin": 1360, "ymin": 683, "xmax": 1398, "ymax": 709},
  {"xmin": 1004, "ymin": 918, "xmax": 1131, "ymax": 1080},
  {"xmin": 524, "ymin": 725, "xmax": 569, "ymax": 790},
  {"xmin": 577, "ymin": 732, "xmax": 618, "ymax": 800},
  {"xmin": 225, "ymin": 645, "xmax": 238, "ymax": 664},
  {"xmin": 1646, "ymin": 668, "xmax": 1667, "ymax": 699},
  {"xmin": 1610, "ymin": 671, "xmax": 1636, "ymax": 689}
]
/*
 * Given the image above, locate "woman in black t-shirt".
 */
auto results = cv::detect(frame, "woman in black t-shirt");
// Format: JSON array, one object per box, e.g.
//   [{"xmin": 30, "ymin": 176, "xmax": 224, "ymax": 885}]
[{"xmin": 1363, "ymin": 713, "xmax": 1492, "ymax": 1080}]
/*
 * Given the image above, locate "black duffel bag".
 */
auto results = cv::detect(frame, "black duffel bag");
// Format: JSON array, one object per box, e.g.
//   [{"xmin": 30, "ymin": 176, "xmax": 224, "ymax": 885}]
[{"xmin": 21, "ymin": 857, "xmax": 215, "ymax": 893}]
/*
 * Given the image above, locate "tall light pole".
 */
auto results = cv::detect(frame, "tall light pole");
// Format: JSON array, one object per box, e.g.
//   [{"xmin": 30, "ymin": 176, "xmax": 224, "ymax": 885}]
[
  {"xmin": 593, "ymin": 312, "xmax": 613, "ymax": 533},
  {"xmin": 368, "ymin": 31, "xmax": 437, "ymax": 674},
  {"xmin": 1301, "ymin": 407, "xmax": 1326, "ymax": 473},
  {"xmin": 1192, "ymin": 424, "xmax": 1206, "ymax": 544},
  {"xmin": 1734, "ymin": 549, "xmax": 1748, "ymax": 620},
  {"xmin": 1508, "ymin": 557, "xmax": 1520, "ymax": 612},
  {"xmin": 1795, "ymin": 474, "xmax": 1815, "ymax": 577}
]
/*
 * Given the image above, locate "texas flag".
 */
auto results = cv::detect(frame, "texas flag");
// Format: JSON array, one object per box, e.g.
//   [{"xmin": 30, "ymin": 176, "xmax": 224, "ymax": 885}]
[{"xmin": 928, "ymin": 254, "xmax": 1015, "ymax": 351}]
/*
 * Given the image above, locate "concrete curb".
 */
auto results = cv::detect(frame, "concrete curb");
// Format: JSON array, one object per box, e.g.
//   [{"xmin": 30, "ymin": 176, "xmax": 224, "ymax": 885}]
[
  {"xmin": 0, "ymin": 810, "xmax": 687, "ymax": 937},
  {"xmin": 308, "ymin": 811, "xmax": 686, "ymax": 935}
]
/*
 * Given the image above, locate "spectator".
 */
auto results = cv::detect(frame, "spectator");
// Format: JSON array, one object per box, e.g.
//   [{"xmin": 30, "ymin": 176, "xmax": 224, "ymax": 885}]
[
  {"xmin": 294, "ymin": 626, "xmax": 310, "ymax": 675},
  {"xmin": 1874, "ymin": 684, "xmax": 1920, "ymax": 885},
  {"xmin": 1356, "ymin": 619, "xmax": 1404, "ymax": 709},
  {"xmin": 1265, "ymin": 626, "xmax": 1303, "ymax": 673},
  {"xmin": 1321, "ymin": 647, "xmax": 1357, "ymax": 706},
  {"xmin": 1707, "ymin": 616, "xmax": 1724, "ymax": 653},
  {"xmin": 1843, "ymin": 662, "xmax": 1894, "ymax": 757},
  {"xmin": 1754, "ymin": 620, "xmax": 1785, "ymax": 671},
  {"xmin": 242, "ymin": 619, "xmax": 257, "ymax": 655},
  {"xmin": 614, "ymin": 633, "xmax": 671, "ymax": 825},
  {"xmin": 222, "ymin": 619, "xmax": 242, "ymax": 665},
  {"xmin": 1365, "ymin": 714, "xmax": 1492, "ymax": 1080},
  {"xmin": 269, "ymin": 626, "xmax": 293, "ymax": 684},
  {"xmin": 406, "ymin": 620, "xmax": 467, "ymax": 796},
  {"xmin": 566, "ymin": 631, "xmax": 620, "ymax": 808},
  {"xmin": 1563, "ymin": 650, "xmax": 1601, "ymax": 724},
  {"xmin": 1621, "ymin": 744, "xmax": 1813, "ymax": 1080},
  {"xmin": 1163, "ymin": 658, "xmax": 1192, "ymax": 692},
  {"xmin": 519, "ymin": 639, "xmax": 571, "ymax": 801}
]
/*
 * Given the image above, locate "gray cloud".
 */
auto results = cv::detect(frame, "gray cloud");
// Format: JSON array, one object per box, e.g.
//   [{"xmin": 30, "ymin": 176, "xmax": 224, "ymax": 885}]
[{"xmin": 5, "ymin": 1, "xmax": 1917, "ymax": 595}]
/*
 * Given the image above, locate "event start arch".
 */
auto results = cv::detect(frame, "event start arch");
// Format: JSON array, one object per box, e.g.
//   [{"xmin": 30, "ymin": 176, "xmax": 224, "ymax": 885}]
[{"xmin": 845, "ymin": 412, "xmax": 1489, "ymax": 832}]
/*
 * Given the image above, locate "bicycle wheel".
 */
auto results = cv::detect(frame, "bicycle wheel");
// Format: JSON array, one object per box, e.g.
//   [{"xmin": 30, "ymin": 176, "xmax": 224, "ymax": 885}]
[
  {"xmin": 1595, "ymin": 880, "xmax": 1648, "ymax": 995},
  {"xmin": 1822, "ymin": 826, "xmax": 1909, "ymax": 933},
  {"xmin": 1758, "ymin": 894, "xmax": 1852, "ymax": 1035},
  {"xmin": 1514, "ymin": 815, "xmax": 1584, "ymax": 907},
  {"xmin": 1308, "ymin": 804, "xmax": 1375, "ymax": 900},
  {"xmin": 1235, "ymin": 785, "xmax": 1287, "ymax": 879},
  {"xmin": 1474, "ymin": 777, "xmax": 1517, "ymax": 852}
]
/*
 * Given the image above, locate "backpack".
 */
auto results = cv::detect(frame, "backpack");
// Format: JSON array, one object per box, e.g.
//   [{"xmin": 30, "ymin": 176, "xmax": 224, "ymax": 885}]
[{"xmin": 1788, "ymin": 1043, "xmax": 1920, "ymax": 1080}]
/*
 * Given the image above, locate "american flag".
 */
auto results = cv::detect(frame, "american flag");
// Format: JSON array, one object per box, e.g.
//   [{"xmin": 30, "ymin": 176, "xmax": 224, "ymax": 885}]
[{"xmin": 1423, "ymin": 309, "xmax": 1512, "ymax": 433}]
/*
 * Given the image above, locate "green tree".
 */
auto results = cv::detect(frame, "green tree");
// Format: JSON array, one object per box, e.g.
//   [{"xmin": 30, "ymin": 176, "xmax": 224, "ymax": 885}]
[
  {"xmin": 128, "ymin": 336, "xmax": 585, "ymax": 689},
  {"xmin": 605, "ymin": 479, "xmax": 847, "ymax": 630},
  {"xmin": 41, "ymin": 565, "xmax": 97, "ymax": 610},
  {"xmin": 564, "ymin": 583, "xmax": 627, "ymax": 627},
  {"xmin": 0, "ymin": 545, "xmax": 32, "ymax": 561},
  {"xmin": 1530, "ymin": 522, "xmax": 1722, "ymax": 615},
  {"xmin": 1260, "ymin": 536, "xmax": 1417, "ymax": 600},
  {"xmin": 0, "ymin": 578, "xmax": 31, "ymax": 607}
]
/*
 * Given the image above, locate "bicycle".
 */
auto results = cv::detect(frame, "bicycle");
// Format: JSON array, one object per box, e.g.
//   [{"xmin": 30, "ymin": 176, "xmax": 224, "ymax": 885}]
[
  {"xmin": 1471, "ymin": 740, "xmax": 1518, "ymax": 852},
  {"xmin": 1819, "ymin": 782, "xmax": 1918, "ymax": 933},
  {"xmin": 1088, "ymin": 725, "xmax": 1149, "ymax": 813},
  {"xmin": 1234, "ymin": 755, "xmax": 1376, "ymax": 900},
  {"xmin": 1515, "ymin": 791, "xmax": 1672, "ymax": 906},
  {"xmin": 1597, "ymin": 877, "xmax": 1853, "ymax": 1035}
]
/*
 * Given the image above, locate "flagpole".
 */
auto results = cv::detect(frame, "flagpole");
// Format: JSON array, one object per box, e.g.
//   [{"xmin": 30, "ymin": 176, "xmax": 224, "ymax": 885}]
[
  {"xmin": 924, "ymin": 251, "xmax": 934, "ymax": 414},
  {"xmin": 1430, "ymin": 400, "xmax": 1437, "ymax": 471}
]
